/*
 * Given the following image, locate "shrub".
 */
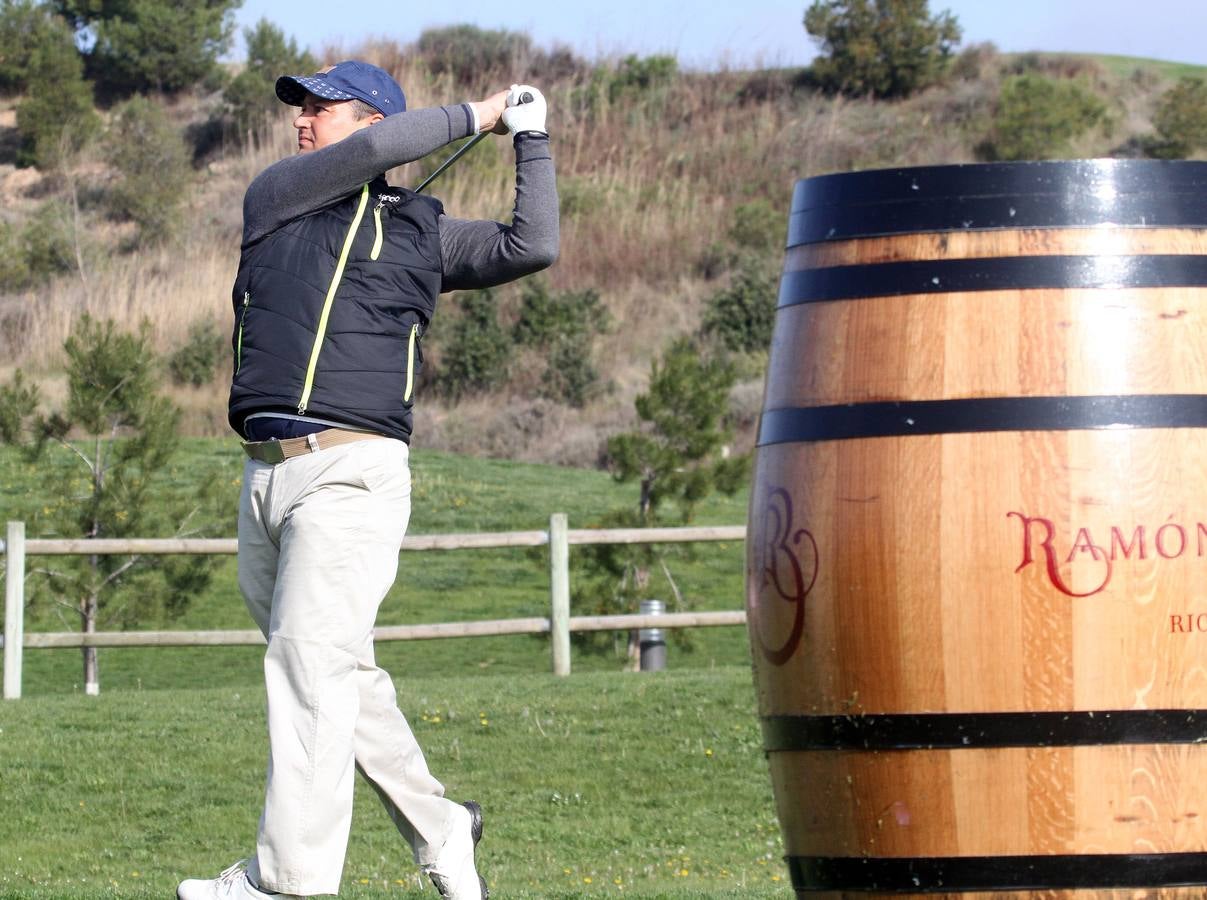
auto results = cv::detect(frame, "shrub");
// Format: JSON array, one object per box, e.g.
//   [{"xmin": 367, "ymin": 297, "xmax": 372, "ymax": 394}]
[
  {"xmin": 1003, "ymin": 52, "xmax": 1107, "ymax": 85},
  {"xmin": 224, "ymin": 19, "xmax": 316, "ymax": 139},
  {"xmin": 14, "ymin": 12, "xmax": 97, "ymax": 170},
  {"xmin": 512, "ymin": 281, "xmax": 610, "ymax": 348},
  {"xmin": 729, "ymin": 199, "xmax": 786, "ymax": 254},
  {"xmin": 542, "ymin": 337, "xmax": 602, "ymax": 408},
  {"xmin": 168, "ymin": 319, "xmax": 225, "ymax": 387},
  {"xmin": 440, "ymin": 289, "xmax": 510, "ymax": 401},
  {"xmin": 980, "ymin": 74, "xmax": 1109, "ymax": 161},
  {"xmin": 415, "ymin": 24, "xmax": 531, "ymax": 87},
  {"xmin": 607, "ymin": 54, "xmax": 677, "ymax": 103},
  {"xmin": 700, "ymin": 257, "xmax": 778, "ymax": 355},
  {"xmin": 949, "ymin": 41, "xmax": 998, "ymax": 81},
  {"xmin": 0, "ymin": 220, "xmax": 31, "ymax": 290},
  {"xmin": 513, "ymin": 281, "xmax": 610, "ymax": 406},
  {"xmin": 803, "ymin": 0, "xmax": 962, "ymax": 99},
  {"xmin": 104, "ymin": 96, "xmax": 192, "ymax": 243},
  {"xmin": 737, "ymin": 68, "xmax": 801, "ymax": 105},
  {"xmin": 526, "ymin": 42, "xmax": 588, "ymax": 83},
  {"xmin": 696, "ymin": 201, "xmax": 785, "ymax": 281},
  {"xmin": 1149, "ymin": 77, "xmax": 1207, "ymax": 159},
  {"xmin": 22, "ymin": 199, "xmax": 78, "ymax": 281},
  {"xmin": 0, "ymin": 200, "xmax": 79, "ymax": 291}
]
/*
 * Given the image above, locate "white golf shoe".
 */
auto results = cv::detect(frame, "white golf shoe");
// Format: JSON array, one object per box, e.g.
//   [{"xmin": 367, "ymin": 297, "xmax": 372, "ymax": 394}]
[
  {"xmin": 421, "ymin": 801, "xmax": 488, "ymax": 899},
  {"xmin": 177, "ymin": 859, "xmax": 293, "ymax": 900}
]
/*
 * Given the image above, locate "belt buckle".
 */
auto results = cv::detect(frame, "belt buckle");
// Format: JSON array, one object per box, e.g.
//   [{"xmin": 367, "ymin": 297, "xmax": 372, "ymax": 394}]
[
  {"xmin": 243, "ymin": 438, "xmax": 285, "ymax": 464},
  {"xmin": 261, "ymin": 439, "xmax": 286, "ymax": 464}
]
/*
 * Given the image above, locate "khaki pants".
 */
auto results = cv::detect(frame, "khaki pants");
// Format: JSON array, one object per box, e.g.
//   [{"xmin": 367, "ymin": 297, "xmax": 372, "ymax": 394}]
[{"xmin": 236, "ymin": 438, "xmax": 458, "ymax": 895}]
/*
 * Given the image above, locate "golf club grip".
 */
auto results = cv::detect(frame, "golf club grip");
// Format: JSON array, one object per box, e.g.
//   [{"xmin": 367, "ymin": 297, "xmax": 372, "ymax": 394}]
[{"xmin": 519, "ymin": 92, "xmax": 533, "ymax": 104}]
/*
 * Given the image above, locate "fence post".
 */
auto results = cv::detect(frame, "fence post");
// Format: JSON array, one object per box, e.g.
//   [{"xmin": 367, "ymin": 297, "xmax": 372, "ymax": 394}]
[
  {"xmin": 4, "ymin": 521, "xmax": 26, "ymax": 700},
  {"xmin": 549, "ymin": 513, "xmax": 570, "ymax": 676}
]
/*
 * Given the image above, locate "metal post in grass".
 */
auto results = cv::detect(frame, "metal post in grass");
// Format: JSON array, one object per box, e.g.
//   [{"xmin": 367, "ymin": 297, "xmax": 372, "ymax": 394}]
[
  {"xmin": 549, "ymin": 513, "xmax": 571, "ymax": 676},
  {"xmin": 4, "ymin": 521, "xmax": 25, "ymax": 700},
  {"xmin": 638, "ymin": 599, "xmax": 666, "ymax": 672}
]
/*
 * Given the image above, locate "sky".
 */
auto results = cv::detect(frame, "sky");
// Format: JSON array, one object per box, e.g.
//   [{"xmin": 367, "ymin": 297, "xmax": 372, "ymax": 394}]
[{"xmin": 231, "ymin": 0, "xmax": 1207, "ymax": 71}]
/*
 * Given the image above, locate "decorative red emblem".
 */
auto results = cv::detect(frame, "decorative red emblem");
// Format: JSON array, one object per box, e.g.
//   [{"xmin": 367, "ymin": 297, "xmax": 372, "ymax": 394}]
[{"xmin": 750, "ymin": 487, "xmax": 818, "ymax": 665}]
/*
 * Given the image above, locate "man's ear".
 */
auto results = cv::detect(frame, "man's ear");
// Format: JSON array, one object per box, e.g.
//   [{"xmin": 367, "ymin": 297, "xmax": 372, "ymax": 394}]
[{"xmin": 368, "ymin": 112, "xmax": 385, "ymax": 126}]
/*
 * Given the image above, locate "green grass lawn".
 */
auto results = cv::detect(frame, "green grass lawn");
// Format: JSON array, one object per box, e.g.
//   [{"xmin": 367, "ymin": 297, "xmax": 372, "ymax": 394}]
[
  {"xmin": 0, "ymin": 667, "xmax": 788, "ymax": 899},
  {"xmin": 1, "ymin": 443, "xmax": 782, "ymax": 897},
  {"xmin": 1, "ymin": 440, "xmax": 751, "ymax": 696}
]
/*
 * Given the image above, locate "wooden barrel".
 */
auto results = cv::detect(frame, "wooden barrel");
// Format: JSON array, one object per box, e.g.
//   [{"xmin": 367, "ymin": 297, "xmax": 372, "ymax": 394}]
[{"xmin": 745, "ymin": 159, "xmax": 1207, "ymax": 897}]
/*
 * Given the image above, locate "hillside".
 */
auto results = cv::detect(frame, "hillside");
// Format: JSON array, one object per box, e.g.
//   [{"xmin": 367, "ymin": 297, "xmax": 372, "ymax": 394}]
[{"xmin": 1, "ymin": 39, "xmax": 1204, "ymax": 466}]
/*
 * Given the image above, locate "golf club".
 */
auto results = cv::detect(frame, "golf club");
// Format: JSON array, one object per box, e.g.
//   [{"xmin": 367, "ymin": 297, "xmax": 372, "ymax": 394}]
[{"xmin": 415, "ymin": 91, "xmax": 534, "ymax": 193}]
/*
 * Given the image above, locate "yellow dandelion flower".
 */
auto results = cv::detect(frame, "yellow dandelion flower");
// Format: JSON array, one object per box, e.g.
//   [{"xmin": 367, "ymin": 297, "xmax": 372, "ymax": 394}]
[{"xmin": 583, "ymin": 876, "xmax": 593, "ymax": 884}]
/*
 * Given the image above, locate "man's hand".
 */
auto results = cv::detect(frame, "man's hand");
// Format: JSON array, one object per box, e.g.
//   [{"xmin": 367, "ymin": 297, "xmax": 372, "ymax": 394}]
[
  {"xmin": 471, "ymin": 89, "xmax": 510, "ymax": 135},
  {"xmin": 502, "ymin": 84, "xmax": 547, "ymax": 136}
]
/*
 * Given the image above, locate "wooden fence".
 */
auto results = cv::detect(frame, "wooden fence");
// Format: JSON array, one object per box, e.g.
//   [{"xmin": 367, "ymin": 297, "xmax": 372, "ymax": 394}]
[{"xmin": 1, "ymin": 517, "xmax": 747, "ymax": 699}]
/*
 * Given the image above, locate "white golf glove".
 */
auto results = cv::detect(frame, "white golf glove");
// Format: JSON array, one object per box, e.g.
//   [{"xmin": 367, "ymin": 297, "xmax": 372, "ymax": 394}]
[{"xmin": 502, "ymin": 84, "xmax": 547, "ymax": 136}]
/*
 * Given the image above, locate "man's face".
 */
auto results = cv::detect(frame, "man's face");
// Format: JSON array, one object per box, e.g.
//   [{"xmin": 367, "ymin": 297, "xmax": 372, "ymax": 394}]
[{"xmin": 293, "ymin": 94, "xmax": 382, "ymax": 152}]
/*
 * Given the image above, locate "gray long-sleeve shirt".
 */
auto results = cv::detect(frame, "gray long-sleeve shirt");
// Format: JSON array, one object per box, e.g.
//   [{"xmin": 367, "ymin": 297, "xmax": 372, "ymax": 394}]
[{"xmin": 241, "ymin": 104, "xmax": 559, "ymax": 291}]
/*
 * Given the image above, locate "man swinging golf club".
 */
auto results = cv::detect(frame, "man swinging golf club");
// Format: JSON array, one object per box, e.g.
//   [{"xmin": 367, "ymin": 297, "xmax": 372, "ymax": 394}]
[{"xmin": 176, "ymin": 60, "xmax": 557, "ymax": 900}]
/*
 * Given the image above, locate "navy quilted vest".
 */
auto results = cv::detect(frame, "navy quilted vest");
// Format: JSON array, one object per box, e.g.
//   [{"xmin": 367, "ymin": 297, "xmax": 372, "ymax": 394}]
[{"xmin": 228, "ymin": 178, "xmax": 443, "ymax": 443}]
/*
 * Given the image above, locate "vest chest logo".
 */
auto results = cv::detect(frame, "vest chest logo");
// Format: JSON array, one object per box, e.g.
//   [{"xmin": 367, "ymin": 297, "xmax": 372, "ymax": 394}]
[{"xmin": 376, "ymin": 193, "xmax": 402, "ymax": 205}]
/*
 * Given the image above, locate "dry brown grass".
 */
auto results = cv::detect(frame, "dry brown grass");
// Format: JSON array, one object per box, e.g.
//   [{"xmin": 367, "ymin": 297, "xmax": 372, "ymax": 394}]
[
  {"xmin": 11, "ymin": 242, "xmax": 234, "ymax": 372},
  {"xmin": 0, "ymin": 43, "xmax": 1189, "ymax": 461}
]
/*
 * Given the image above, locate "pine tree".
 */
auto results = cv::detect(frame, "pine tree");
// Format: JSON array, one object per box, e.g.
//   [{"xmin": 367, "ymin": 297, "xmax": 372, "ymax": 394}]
[
  {"xmin": 803, "ymin": 0, "xmax": 961, "ymax": 99},
  {"xmin": 572, "ymin": 339, "xmax": 749, "ymax": 664},
  {"xmin": 14, "ymin": 9, "xmax": 97, "ymax": 170},
  {"xmin": 0, "ymin": 316, "xmax": 228, "ymax": 694},
  {"xmin": 223, "ymin": 19, "xmax": 315, "ymax": 139},
  {"xmin": 53, "ymin": 0, "xmax": 240, "ymax": 95}
]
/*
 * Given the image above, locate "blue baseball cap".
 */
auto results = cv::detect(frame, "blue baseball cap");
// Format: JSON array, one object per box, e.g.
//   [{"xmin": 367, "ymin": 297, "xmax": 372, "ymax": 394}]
[{"xmin": 276, "ymin": 60, "xmax": 406, "ymax": 116}]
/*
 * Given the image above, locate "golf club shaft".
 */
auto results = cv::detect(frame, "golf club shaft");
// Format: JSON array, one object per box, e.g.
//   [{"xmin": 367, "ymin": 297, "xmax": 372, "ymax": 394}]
[
  {"xmin": 414, "ymin": 92, "xmax": 534, "ymax": 193},
  {"xmin": 414, "ymin": 131, "xmax": 489, "ymax": 194}
]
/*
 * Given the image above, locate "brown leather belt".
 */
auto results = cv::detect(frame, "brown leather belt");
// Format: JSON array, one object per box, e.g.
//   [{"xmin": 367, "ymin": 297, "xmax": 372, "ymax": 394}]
[{"xmin": 241, "ymin": 428, "xmax": 386, "ymax": 464}]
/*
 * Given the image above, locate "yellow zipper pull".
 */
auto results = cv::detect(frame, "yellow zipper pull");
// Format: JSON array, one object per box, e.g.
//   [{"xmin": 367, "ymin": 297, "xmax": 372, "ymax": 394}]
[
  {"xmin": 371, "ymin": 202, "xmax": 384, "ymax": 261},
  {"xmin": 404, "ymin": 323, "xmax": 419, "ymax": 402}
]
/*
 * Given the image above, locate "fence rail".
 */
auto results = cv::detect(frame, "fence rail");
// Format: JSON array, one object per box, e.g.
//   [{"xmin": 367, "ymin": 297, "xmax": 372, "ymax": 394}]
[{"xmin": 2, "ymin": 517, "xmax": 747, "ymax": 699}]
